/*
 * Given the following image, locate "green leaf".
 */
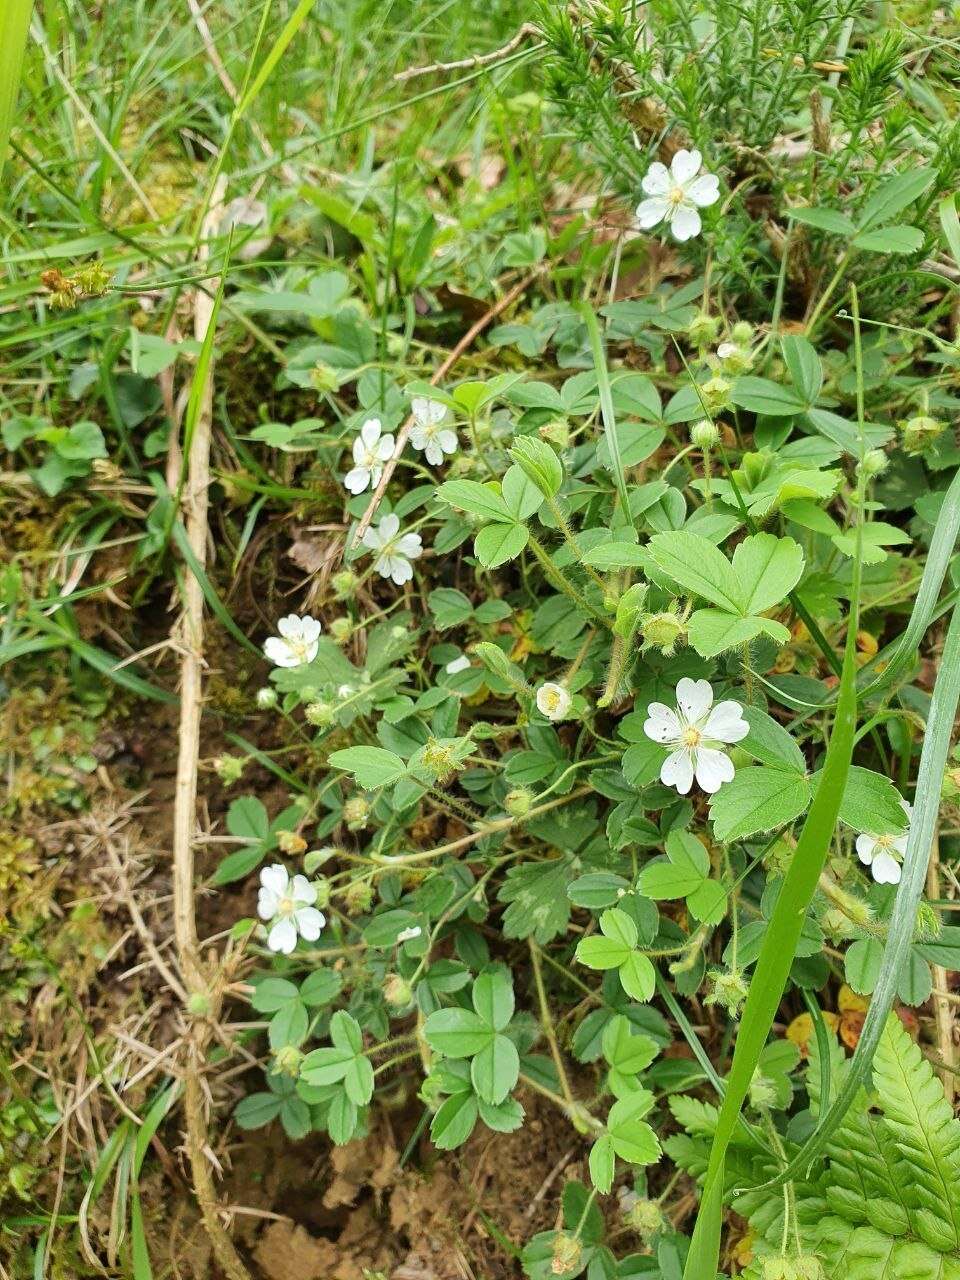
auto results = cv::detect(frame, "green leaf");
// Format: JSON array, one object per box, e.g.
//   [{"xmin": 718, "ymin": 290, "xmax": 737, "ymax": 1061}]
[
  {"xmin": 226, "ymin": 795, "xmax": 270, "ymax": 841},
  {"xmin": 832, "ymin": 522, "xmax": 911, "ymax": 564},
  {"xmin": 852, "ymin": 224, "xmax": 924, "ymax": 254},
  {"xmin": 431, "ymin": 1091, "xmax": 479, "ymax": 1149},
  {"xmin": 576, "ymin": 935, "xmax": 632, "ymax": 971},
  {"xmin": 428, "ymin": 587, "xmax": 475, "ymax": 629},
  {"xmin": 730, "ymin": 377, "xmax": 806, "ymax": 417},
  {"xmin": 471, "ymin": 1034, "xmax": 520, "ymax": 1105},
  {"xmin": 589, "ymin": 1133, "xmax": 616, "ymax": 1194},
  {"xmin": 509, "ymin": 436, "xmax": 563, "ymax": 499},
  {"xmin": 437, "ymin": 479, "xmax": 511, "ymax": 524},
  {"xmin": 709, "ymin": 766, "xmax": 811, "ymax": 841},
  {"xmin": 787, "ymin": 206, "xmax": 856, "ymax": 235},
  {"xmin": 618, "ymin": 951, "xmax": 656, "ymax": 1002},
  {"xmin": 688, "ymin": 610, "xmax": 782, "ymax": 659},
  {"xmin": 732, "ymin": 533, "xmax": 805, "ymax": 614},
  {"xmin": 327, "ymin": 745, "xmax": 407, "ymax": 789},
  {"xmin": 835, "ymin": 766, "xmax": 908, "ymax": 835},
  {"xmin": 857, "ymin": 168, "xmax": 934, "ymax": 231},
  {"xmin": 647, "ymin": 532, "xmax": 743, "ymax": 613},
  {"xmin": 472, "ymin": 968, "xmax": 514, "ymax": 1030},
  {"xmin": 269, "ymin": 999, "xmax": 308, "ymax": 1050},
  {"xmin": 639, "ymin": 830, "xmax": 708, "ymax": 899},
  {"xmin": 582, "ymin": 542, "xmax": 648, "ymax": 569},
  {"xmin": 602, "ymin": 1015, "xmax": 658, "ymax": 1076},
  {"xmin": 234, "ymin": 1092, "xmax": 283, "ymax": 1130},
  {"xmin": 740, "ymin": 705, "xmax": 807, "ymax": 772},
  {"xmin": 606, "ymin": 1091, "xmax": 660, "ymax": 1164},
  {"xmin": 474, "ymin": 520, "xmax": 528, "ymax": 568},
  {"xmin": 780, "ymin": 335, "xmax": 823, "ymax": 405},
  {"xmin": 423, "ymin": 1007, "xmax": 490, "ymax": 1057},
  {"xmin": 501, "ymin": 463, "xmax": 544, "ymax": 521}
]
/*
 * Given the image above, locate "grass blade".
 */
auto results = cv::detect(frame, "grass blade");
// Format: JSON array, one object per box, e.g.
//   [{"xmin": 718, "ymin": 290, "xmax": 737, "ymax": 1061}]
[
  {"xmin": 0, "ymin": 0, "xmax": 32, "ymax": 181},
  {"xmin": 746, "ymin": 595, "xmax": 960, "ymax": 1195},
  {"xmin": 580, "ymin": 304, "xmax": 633, "ymax": 529}
]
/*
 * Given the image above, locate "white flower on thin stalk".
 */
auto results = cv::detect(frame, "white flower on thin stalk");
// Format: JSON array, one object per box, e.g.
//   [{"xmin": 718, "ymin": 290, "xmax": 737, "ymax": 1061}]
[
  {"xmin": 344, "ymin": 418, "xmax": 395, "ymax": 495},
  {"xmin": 856, "ymin": 799, "xmax": 912, "ymax": 885},
  {"xmin": 361, "ymin": 513, "xmax": 423, "ymax": 586},
  {"xmin": 263, "ymin": 614, "xmax": 322, "ymax": 668},
  {"xmin": 258, "ymin": 864, "xmax": 325, "ymax": 954},
  {"xmin": 536, "ymin": 682, "xmax": 572, "ymax": 722},
  {"xmin": 636, "ymin": 149, "xmax": 720, "ymax": 242},
  {"xmin": 644, "ymin": 677, "xmax": 748, "ymax": 794},
  {"xmin": 409, "ymin": 397, "xmax": 458, "ymax": 466}
]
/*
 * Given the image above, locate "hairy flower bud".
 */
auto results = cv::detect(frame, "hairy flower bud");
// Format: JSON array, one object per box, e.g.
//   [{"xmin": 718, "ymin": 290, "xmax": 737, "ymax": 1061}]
[
  {"xmin": 859, "ymin": 448, "xmax": 888, "ymax": 478},
  {"xmin": 551, "ymin": 1233, "xmax": 582, "ymax": 1276},
  {"xmin": 622, "ymin": 1193, "xmax": 665, "ymax": 1242},
  {"xmin": 914, "ymin": 901, "xmax": 941, "ymax": 944},
  {"xmin": 330, "ymin": 617, "xmax": 352, "ymax": 642},
  {"xmin": 705, "ymin": 966, "xmax": 749, "ymax": 1017},
  {"xmin": 505, "ymin": 786, "xmax": 534, "ymax": 818},
  {"xmin": 331, "ymin": 569, "xmax": 357, "ymax": 597},
  {"xmin": 701, "ymin": 375, "xmax": 733, "ymax": 413},
  {"xmin": 276, "ymin": 830, "xmax": 307, "ymax": 856},
  {"xmin": 343, "ymin": 795, "xmax": 370, "ymax": 831},
  {"xmin": 383, "ymin": 973, "xmax": 414, "ymax": 1007},
  {"xmin": 305, "ymin": 700, "xmax": 335, "ymax": 727},
  {"xmin": 731, "ymin": 320, "xmax": 754, "ymax": 345},
  {"xmin": 422, "ymin": 737, "xmax": 461, "ymax": 782},
  {"xmin": 900, "ymin": 413, "xmax": 945, "ymax": 455},
  {"xmin": 539, "ymin": 419, "xmax": 571, "ymax": 449},
  {"xmin": 691, "ymin": 419, "xmax": 719, "ymax": 449},
  {"xmin": 687, "ymin": 311, "xmax": 720, "ymax": 347},
  {"xmin": 344, "ymin": 880, "xmax": 373, "ymax": 914},
  {"xmin": 256, "ymin": 686, "xmax": 278, "ymax": 709},
  {"xmin": 273, "ymin": 1045, "xmax": 303, "ymax": 1078},
  {"xmin": 214, "ymin": 755, "xmax": 245, "ymax": 785},
  {"xmin": 640, "ymin": 609, "xmax": 688, "ymax": 657}
]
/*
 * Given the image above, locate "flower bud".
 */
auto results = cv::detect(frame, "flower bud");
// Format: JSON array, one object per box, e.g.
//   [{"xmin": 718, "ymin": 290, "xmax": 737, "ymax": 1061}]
[
  {"xmin": 343, "ymin": 795, "xmax": 370, "ymax": 831},
  {"xmin": 914, "ymin": 901, "xmax": 941, "ymax": 944},
  {"xmin": 749, "ymin": 1068, "xmax": 778, "ymax": 1110},
  {"xmin": 859, "ymin": 448, "xmax": 888, "ymax": 478},
  {"xmin": 383, "ymin": 973, "xmax": 414, "ymax": 1008},
  {"xmin": 731, "ymin": 320, "xmax": 754, "ymax": 345},
  {"xmin": 623, "ymin": 1196, "xmax": 665, "ymax": 1242},
  {"xmin": 277, "ymin": 830, "xmax": 307, "ymax": 856},
  {"xmin": 331, "ymin": 570, "xmax": 357, "ymax": 597},
  {"xmin": 187, "ymin": 990, "xmax": 212, "ymax": 1017},
  {"xmin": 687, "ymin": 311, "xmax": 720, "ymax": 347},
  {"xmin": 256, "ymin": 686, "xmax": 278, "ymax": 709},
  {"xmin": 305, "ymin": 700, "xmax": 335, "ymax": 727},
  {"xmin": 345, "ymin": 880, "xmax": 373, "ymax": 914},
  {"xmin": 539, "ymin": 419, "xmax": 571, "ymax": 449},
  {"xmin": 422, "ymin": 737, "xmax": 461, "ymax": 782},
  {"xmin": 273, "ymin": 1045, "xmax": 303, "ymax": 1078},
  {"xmin": 704, "ymin": 966, "xmax": 749, "ymax": 1017},
  {"xmin": 900, "ymin": 414, "xmax": 945, "ymax": 455},
  {"xmin": 311, "ymin": 875, "xmax": 331, "ymax": 908},
  {"xmin": 505, "ymin": 786, "xmax": 534, "ymax": 818},
  {"xmin": 701, "ymin": 375, "xmax": 733, "ymax": 413},
  {"xmin": 640, "ymin": 610, "xmax": 687, "ymax": 657},
  {"xmin": 213, "ymin": 755, "xmax": 245, "ymax": 785},
  {"xmin": 309, "ymin": 362, "xmax": 340, "ymax": 393},
  {"xmin": 691, "ymin": 419, "xmax": 719, "ymax": 450},
  {"xmin": 551, "ymin": 1233, "xmax": 582, "ymax": 1276},
  {"xmin": 330, "ymin": 617, "xmax": 352, "ymax": 642}
]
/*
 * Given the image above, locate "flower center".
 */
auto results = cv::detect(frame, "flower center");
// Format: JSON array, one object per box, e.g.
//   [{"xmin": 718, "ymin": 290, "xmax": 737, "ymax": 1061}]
[
  {"xmin": 362, "ymin": 446, "xmax": 379, "ymax": 467},
  {"xmin": 278, "ymin": 895, "xmax": 296, "ymax": 915},
  {"xmin": 543, "ymin": 691, "xmax": 561, "ymax": 712},
  {"xmin": 874, "ymin": 834, "xmax": 897, "ymax": 853},
  {"xmin": 289, "ymin": 639, "xmax": 309, "ymax": 660},
  {"xmin": 667, "ymin": 185, "xmax": 687, "ymax": 207},
  {"xmin": 680, "ymin": 726, "xmax": 702, "ymax": 749}
]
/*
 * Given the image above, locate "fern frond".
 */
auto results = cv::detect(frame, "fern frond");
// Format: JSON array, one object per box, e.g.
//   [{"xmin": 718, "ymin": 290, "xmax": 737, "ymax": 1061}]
[{"xmin": 873, "ymin": 1013, "xmax": 960, "ymax": 1252}]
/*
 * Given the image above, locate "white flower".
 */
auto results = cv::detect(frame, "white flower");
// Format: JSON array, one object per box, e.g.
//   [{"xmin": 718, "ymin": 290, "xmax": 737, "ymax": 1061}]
[
  {"xmin": 361, "ymin": 513, "xmax": 423, "ymax": 586},
  {"xmin": 446, "ymin": 655, "xmax": 471, "ymax": 674},
  {"xmin": 344, "ymin": 418, "xmax": 395, "ymax": 495},
  {"xmin": 643, "ymin": 677, "xmax": 748, "ymax": 794},
  {"xmin": 717, "ymin": 342, "xmax": 738, "ymax": 359},
  {"xmin": 409, "ymin": 397, "xmax": 458, "ymax": 466},
  {"xmin": 263, "ymin": 614, "xmax": 322, "ymax": 668},
  {"xmin": 636, "ymin": 149, "xmax": 720, "ymax": 242},
  {"xmin": 396, "ymin": 925, "xmax": 422, "ymax": 943},
  {"xmin": 536, "ymin": 682, "xmax": 572, "ymax": 721},
  {"xmin": 257, "ymin": 864, "xmax": 326, "ymax": 954},
  {"xmin": 856, "ymin": 800, "xmax": 912, "ymax": 885}
]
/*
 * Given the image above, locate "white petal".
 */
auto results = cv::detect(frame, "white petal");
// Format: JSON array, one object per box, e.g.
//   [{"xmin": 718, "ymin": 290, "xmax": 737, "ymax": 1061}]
[
  {"xmin": 412, "ymin": 396, "xmax": 446, "ymax": 425},
  {"xmin": 717, "ymin": 342, "xmax": 738, "ymax": 359},
  {"xmin": 685, "ymin": 174, "xmax": 720, "ymax": 207},
  {"xmin": 290, "ymin": 875, "xmax": 315, "ymax": 905},
  {"xmin": 379, "ymin": 513, "xmax": 400, "ymax": 540},
  {"xmin": 360, "ymin": 418, "xmax": 381, "ymax": 447},
  {"xmin": 301, "ymin": 617, "xmax": 322, "ymax": 642},
  {"xmin": 694, "ymin": 747, "xmax": 734, "ymax": 793},
  {"xmin": 267, "ymin": 917, "xmax": 298, "ymax": 954},
  {"xmin": 446, "ymin": 655, "xmax": 471, "ymax": 673},
  {"xmin": 871, "ymin": 851, "xmax": 902, "ymax": 885},
  {"xmin": 409, "ymin": 427, "xmax": 428, "ymax": 451},
  {"xmin": 388, "ymin": 556, "xmax": 414, "ymax": 586},
  {"xmin": 636, "ymin": 196, "xmax": 670, "ymax": 229},
  {"xmin": 702, "ymin": 700, "xmax": 749, "ymax": 743},
  {"xmin": 294, "ymin": 907, "xmax": 325, "ymax": 941},
  {"xmin": 425, "ymin": 439, "xmax": 443, "ymax": 466},
  {"xmin": 352, "ymin": 435, "xmax": 367, "ymax": 464},
  {"xmin": 891, "ymin": 832, "xmax": 910, "ymax": 857},
  {"xmin": 671, "ymin": 148, "xmax": 702, "ymax": 184},
  {"xmin": 641, "ymin": 161, "xmax": 671, "ymax": 196},
  {"xmin": 661, "ymin": 748, "xmax": 695, "ymax": 794},
  {"xmin": 260, "ymin": 864, "xmax": 289, "ymax": 895},
  {"xmin": 644, "ymin": 703, "xmax": 682, "ymax": 744},
  {"xmin": 276, "ymin": 615, "xmax": 303, "ymax": 639},
  {"xmin": 855, "ymin": 834, "xmax": 877, "ymax": 865},
  {"xmin": 900, "ymin": 799, "xmax": 914, "ymax": 822},
  {"xmin": 675, "ymin": 678, "xmax": 714, "ymax": 726},
  {"xmin": 257, "ymin": 887, "xmax": 279, "ymax": 920},
  {"xmin": 670, "ymin": 204, "xmax": 702, "ymax": 242},
  {"xmin": 344, "ymin": 466, "xmax": 371, "ymax": 494},
  {"xmin": 362, "ymin": 525, "xmax": 384, "ymax": 551},
  {"xmin": 263, "ymin": 636, "xmax": 295, "ymax": 667},
  {"xmin": 376, "ymin": 434, "xmax": 395, "ymax": 461},
  {"xmin": 436, "ymin": 430, "xmax": 458, "ymax": 454},
  {"xmin": 396, "ymin": 533, "xmax": 422, "ymax": 558}
]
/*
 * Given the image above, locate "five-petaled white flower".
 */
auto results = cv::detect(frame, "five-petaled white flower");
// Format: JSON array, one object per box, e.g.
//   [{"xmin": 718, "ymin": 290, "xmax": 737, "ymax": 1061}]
[
  {"xmin": 856, "ymin": 800, "xmax": 912, "ymax": 885},
  {"xmin": 263, "ymin": 614, "xmax": 322, "ymax": 668},
  {"xmin": 644, "ymin": 678, "xmax": 748, "ymax": 794},
  {"xmin": 409, "ymin": 397, "xmax": 458, "ymax": 466},
  {"xmin": 258, "ymin": 864, "xmax": 325, "ymax": 954},
  {"xmin": 361, "ymin": 513, "xmax": 423, "ymax": 586},
  {"xmin": 636, "ymin": 149, "xmax": 720, "ymax": 242},
  {"xmin": 344, "ymin": 418, "xmax": 395, "ymax": 495},
  {"xmin": 536, "ymin": 682, "xmax": 572, "ymax": 721}
]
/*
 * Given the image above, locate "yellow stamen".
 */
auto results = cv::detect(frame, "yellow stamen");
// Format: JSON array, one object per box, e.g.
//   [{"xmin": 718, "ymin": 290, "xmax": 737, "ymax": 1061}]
[{"xmin": 680, "ymin": 726, "xmax": 702, "ymax": 749}]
